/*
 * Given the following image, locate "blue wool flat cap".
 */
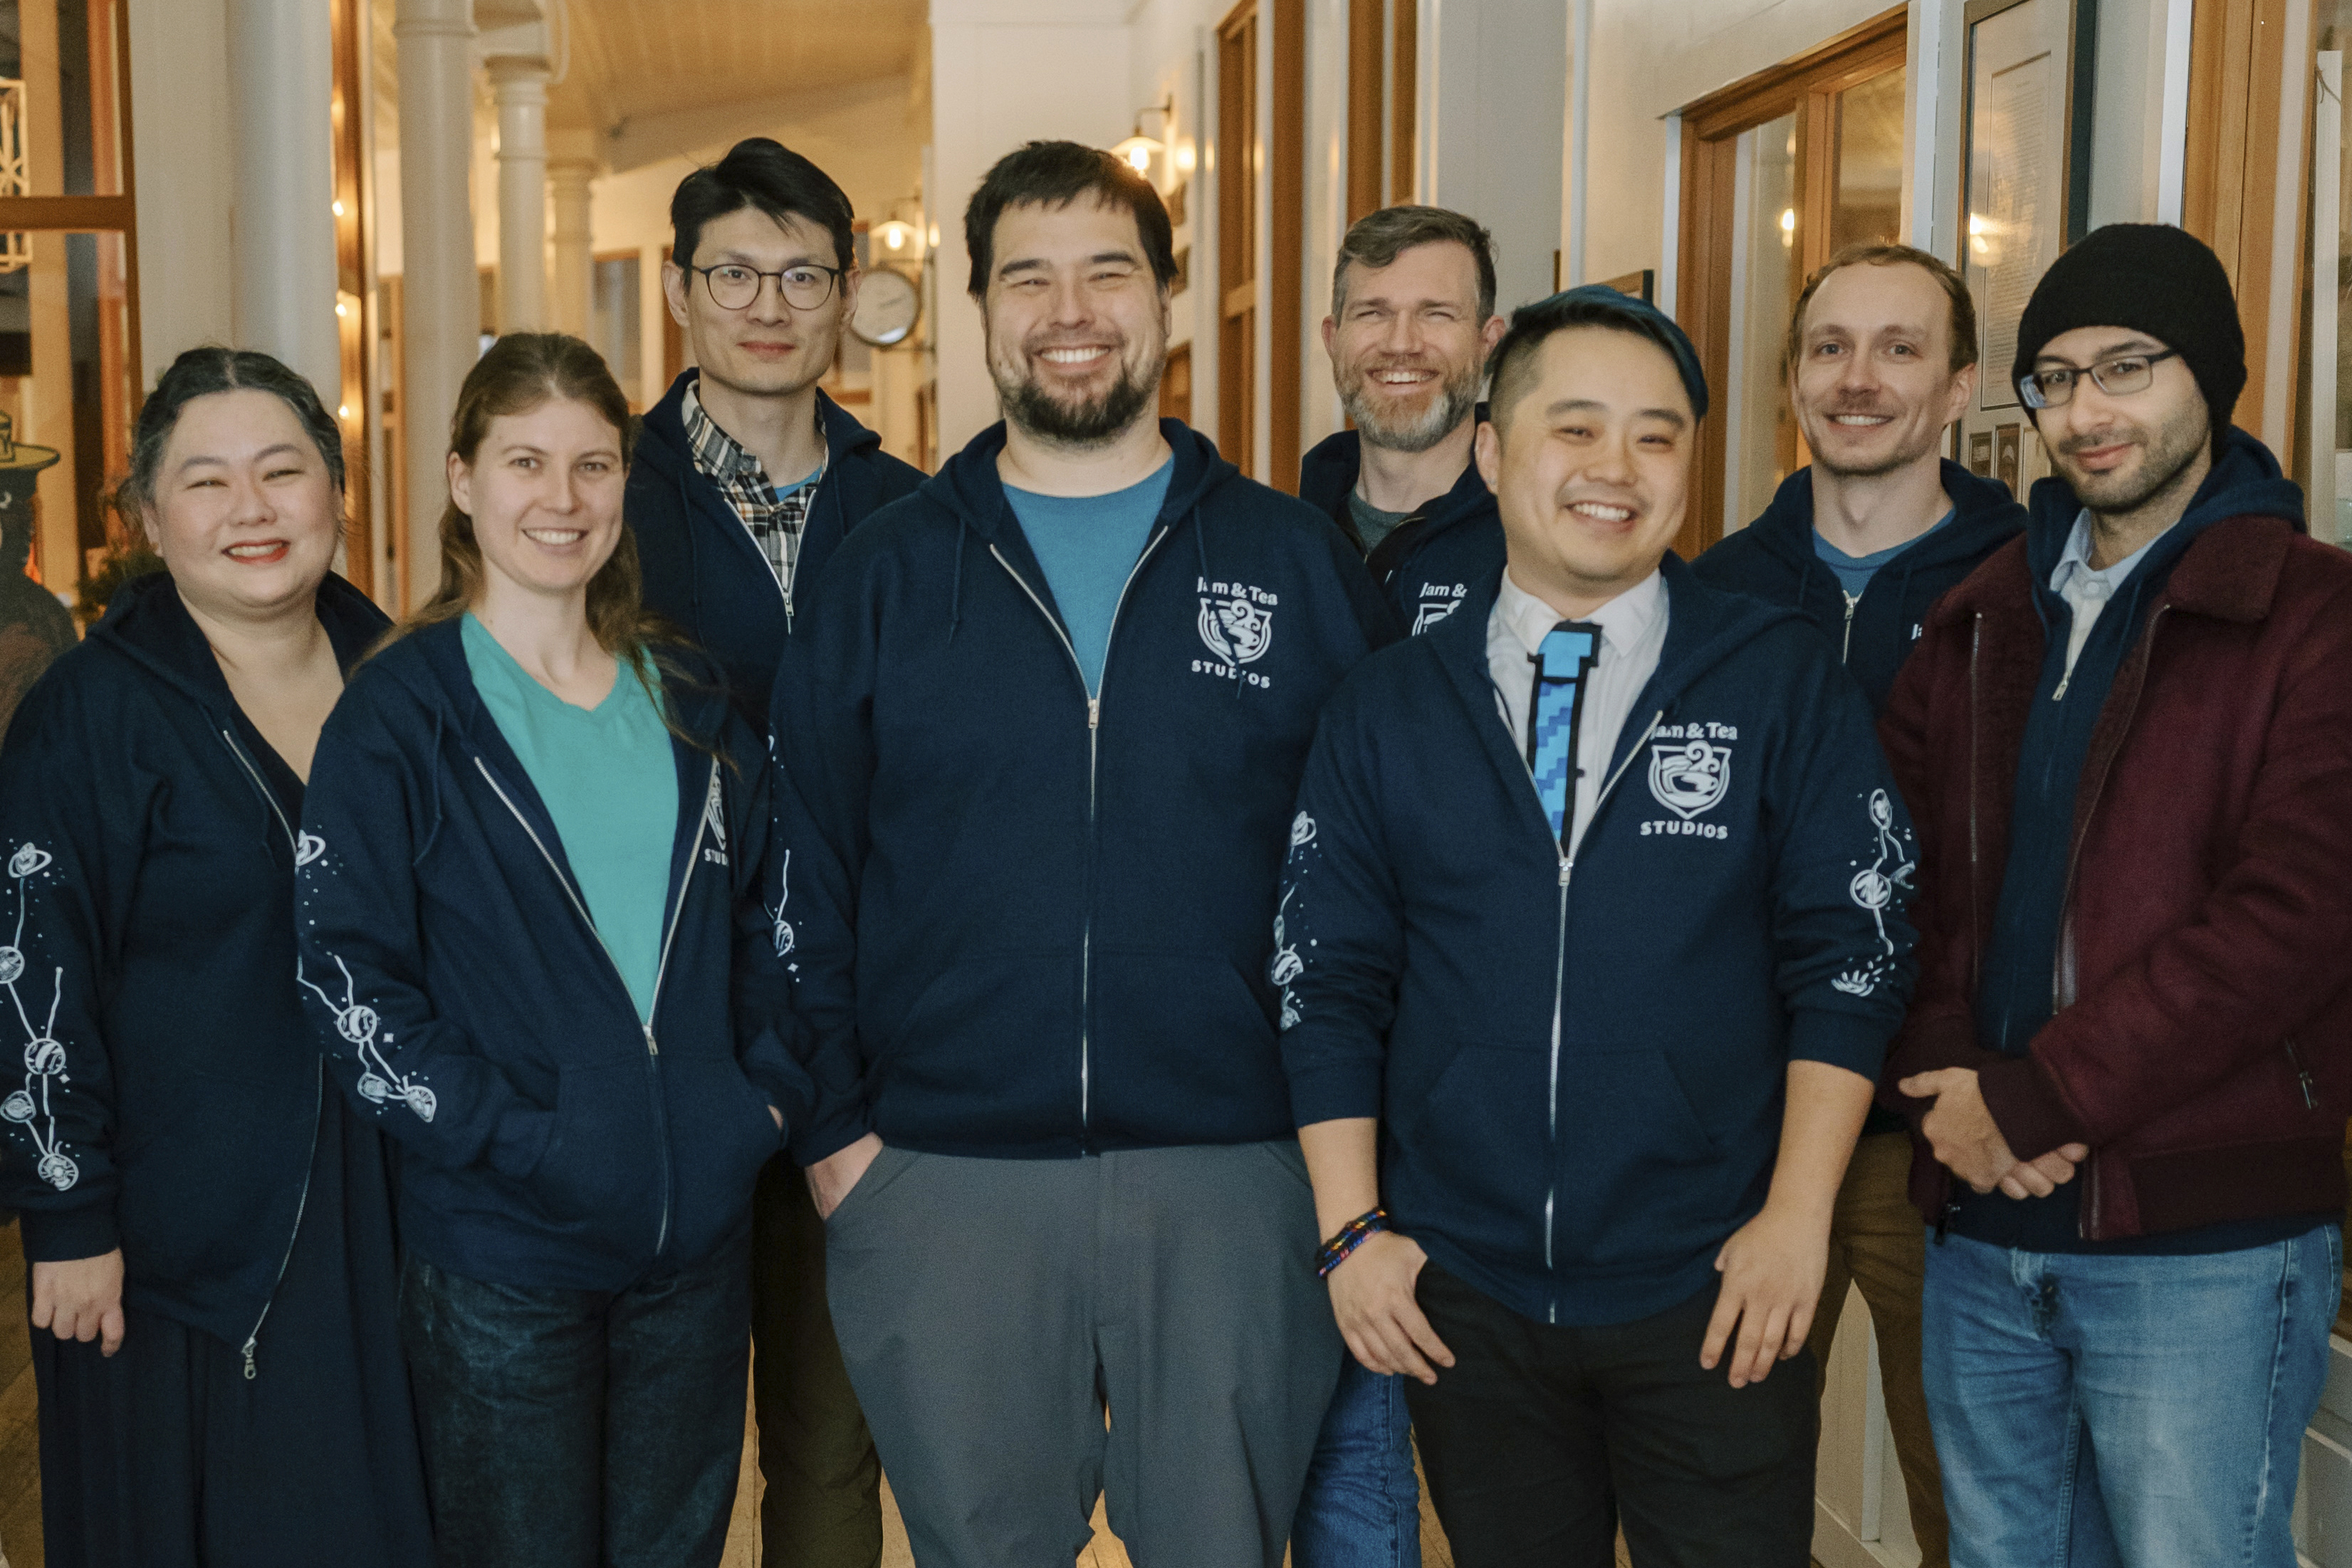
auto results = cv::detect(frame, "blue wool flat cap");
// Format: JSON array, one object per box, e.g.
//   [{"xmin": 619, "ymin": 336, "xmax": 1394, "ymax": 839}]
[
  {"xmin": 1533, "ymin": 284, "xmax": 1710, "ymax": 419},
  {"xmin": 1488, "ymin": 285, "xmax": 1712, "ymax": 424}
]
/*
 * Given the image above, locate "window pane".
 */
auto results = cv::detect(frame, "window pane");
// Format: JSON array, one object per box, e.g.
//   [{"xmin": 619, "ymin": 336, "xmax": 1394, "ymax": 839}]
[
  {"xmin": 590, "ymin": 254, "xmax": 642, "ymax": 408},
  {"xmin": 1831, "ymin": 64, "xmax": 1906, "ymax": 256},
  {"xmin": 2314, "ymin": 9, "xmax": 2352, "ymax": 542},
  {"xmin": 0, "ymin": 228, "xmax": 131, "ymax": 629},
  {"xmin": 1723, "ymin": 112, "xmax": 1800, "ymax": 530},
  {"xmin": 0, "ymin": 1, "xmax": 127, "ymax": 198}
]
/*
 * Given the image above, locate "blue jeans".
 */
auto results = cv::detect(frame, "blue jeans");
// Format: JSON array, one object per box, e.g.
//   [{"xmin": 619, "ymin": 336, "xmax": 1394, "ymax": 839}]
[
  {"xmin": 1292, "ymin": 1352, "xmax": 1422, "ymax": 1567},
  {"xmin": 399, "ymin": 1236, "xmax": 752, "ymax": 1568},
  {"xmin": 1923, "ymin": 1225, "xmax": 2341, "ymax": 1568}
]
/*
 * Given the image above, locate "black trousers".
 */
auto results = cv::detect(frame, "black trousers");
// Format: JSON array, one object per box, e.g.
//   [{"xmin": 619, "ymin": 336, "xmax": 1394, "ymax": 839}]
[
  {"xmin": 399, "ymin": 1233, "xmax": 752, "ymax": 1568},
  {"xmin": 1405, "ymin": 1263, "xmax": 1817, "ymax": 1568}
]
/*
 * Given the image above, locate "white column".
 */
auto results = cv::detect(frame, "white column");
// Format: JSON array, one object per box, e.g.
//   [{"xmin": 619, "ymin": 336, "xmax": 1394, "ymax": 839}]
[
  {"xmin": 547, "ymin": 135, "xmax": 596, "ymax": 340},
  {"xmin": 489, "ymin": 56, "xmax": 549, "ymax": 335},
  {"xmin": 225, "ymin": 0, "xmax": 340, "ymax": 399},
  {"xmin": 395, "ymin": 0, "xmax": 478, "ymax": 609}
]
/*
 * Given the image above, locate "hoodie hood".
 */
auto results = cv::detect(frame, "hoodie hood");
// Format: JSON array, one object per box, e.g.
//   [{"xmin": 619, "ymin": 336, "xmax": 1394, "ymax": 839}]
[
  {"xmin": 1742, "ymin": 459, "xmax": 2025, "ymax": 597},
  {"xmin": 1298, "ymin": 404, "xmax": 1493, "ymax": 552},
  {"xmin": 2022, "ymin": 424, "xmax": 2304, "ymax": 587},
  {"xmin": 1690, "ymin": 457, "xmax": 2028, "ymax": 714},
  {"xmin": 90, "ymin": 568, "xmax": 388, "ymax": 712},
  {"xmin": 634, "ymin": 369, "xmax": 883, "ymax": 484},
  {"xmin": 920, "ymin": 417, "xmax": 1237, "ymax": 543},
  {"xmin": 1426, "ymin": 552, "xmax": 1808, "ymax": 777}
]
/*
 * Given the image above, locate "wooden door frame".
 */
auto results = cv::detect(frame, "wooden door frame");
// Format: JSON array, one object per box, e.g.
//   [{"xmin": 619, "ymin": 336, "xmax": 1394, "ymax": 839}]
[
  {"xmin": 1676, "ymin": 6, "xmax": 1906, "ymax": 558},
  {"xmin": 2183, "ymin": 0, "xmax": 2311, "ymax": 467}
]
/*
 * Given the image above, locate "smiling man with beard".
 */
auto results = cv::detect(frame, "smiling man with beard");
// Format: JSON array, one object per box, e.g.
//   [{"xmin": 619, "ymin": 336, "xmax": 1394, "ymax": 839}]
[
  {"xmin": 1882, "ymin": 224, "xmax": 2352, "ymax": 1568},
  {"xmin": 1301, "ymin": 207, "xmax": 1508, "ymax": 636},
  {"xmin": 765, "ymin": 140, "xmax": 1394, "ymax": 1567}
]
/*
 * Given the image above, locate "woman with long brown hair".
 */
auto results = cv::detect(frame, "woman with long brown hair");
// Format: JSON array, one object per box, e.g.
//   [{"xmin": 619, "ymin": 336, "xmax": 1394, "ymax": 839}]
[{"xmin": 294, "ymin": 333, "xmax": 802, "ymax": 1567}]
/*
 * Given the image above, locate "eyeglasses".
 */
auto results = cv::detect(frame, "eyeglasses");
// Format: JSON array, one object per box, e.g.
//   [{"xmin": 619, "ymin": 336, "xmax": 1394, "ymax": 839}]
[
  {"xmin": 687, "ymin": 262, "xmax": 845, "ymax": 313},
  {"xmin": 2017, "ymin": 348, "xmax": 2181, "ymax": 410}
]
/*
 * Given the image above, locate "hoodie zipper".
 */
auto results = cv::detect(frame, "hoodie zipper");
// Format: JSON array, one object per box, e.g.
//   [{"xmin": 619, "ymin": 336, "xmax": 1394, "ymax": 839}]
[
  {"xmin": 1841, "ymin": 591, "xmax": 1859, "ymax": 663},
  {"xmin": 2047, "ymin": 604, "xmax": 2167, "ymax": 1241},
  {"xmin": 219, "ymin": 728, "xmax": 323, "ymax": 1380},
  {"xmin": 474, "ymin": 753, "xmax": 717, "ymax": 1260},
  {"xmin": 1540, "ymin": 709, "xmax": 1662, "ymax": 1322},
  {"xmin": 988, "ymin": 528, "xmax": 1172, "ymax": 1140}
]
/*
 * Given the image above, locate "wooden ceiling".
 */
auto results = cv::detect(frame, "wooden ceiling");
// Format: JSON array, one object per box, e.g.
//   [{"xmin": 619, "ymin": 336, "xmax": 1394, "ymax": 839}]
[{"xmin": 545, "ymin": 0, "xmax": 926, "ymax": 134}]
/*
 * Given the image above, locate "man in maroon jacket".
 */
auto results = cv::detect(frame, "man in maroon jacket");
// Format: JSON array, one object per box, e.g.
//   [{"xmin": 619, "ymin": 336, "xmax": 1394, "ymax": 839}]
[{"xmin": 1882, "ymin": 224, "xmax": 2352, "ymax": 1568}]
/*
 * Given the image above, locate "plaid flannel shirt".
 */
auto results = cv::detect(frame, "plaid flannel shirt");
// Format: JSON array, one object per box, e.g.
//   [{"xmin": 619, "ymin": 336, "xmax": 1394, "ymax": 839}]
[{"xmin": 681, "ymin": 378, "xmax": 828, "ymax": 600}]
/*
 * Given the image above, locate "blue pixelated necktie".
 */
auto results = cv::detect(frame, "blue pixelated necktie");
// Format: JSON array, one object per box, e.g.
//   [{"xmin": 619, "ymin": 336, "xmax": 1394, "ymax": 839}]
[{"xmin": 1527, "ymin": 621, "xmax": 1602, "ymax": 852}]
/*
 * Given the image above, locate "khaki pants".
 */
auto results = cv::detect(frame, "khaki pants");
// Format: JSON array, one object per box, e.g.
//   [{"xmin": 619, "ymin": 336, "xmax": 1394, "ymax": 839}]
[
  {"xmin": 1809, "ymin": 1131, "xmax": 1949, "ymax": 1568},
  {"xmin": 751, "ymin": 1154, "xmax": 884, "ymax": 1568}
]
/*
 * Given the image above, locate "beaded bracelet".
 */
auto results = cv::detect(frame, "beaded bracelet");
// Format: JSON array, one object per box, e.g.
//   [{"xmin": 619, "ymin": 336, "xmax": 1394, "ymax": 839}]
[{"xmin": 1315, "ymin": 1207, "xmax": 1393, "ymax": 1278}]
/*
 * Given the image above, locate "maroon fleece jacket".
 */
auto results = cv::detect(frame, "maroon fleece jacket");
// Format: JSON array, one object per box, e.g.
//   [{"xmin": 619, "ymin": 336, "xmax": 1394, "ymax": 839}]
[{"xmin": 1879, "ymin": 513, "xmax": 2352, "ymax": 1241}]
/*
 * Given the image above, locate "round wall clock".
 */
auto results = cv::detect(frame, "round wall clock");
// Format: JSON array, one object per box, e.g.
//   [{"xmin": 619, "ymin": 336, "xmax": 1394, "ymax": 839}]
[{"xmin": 850, "ymin": 268, "xmax": 921, "ymax": 348}]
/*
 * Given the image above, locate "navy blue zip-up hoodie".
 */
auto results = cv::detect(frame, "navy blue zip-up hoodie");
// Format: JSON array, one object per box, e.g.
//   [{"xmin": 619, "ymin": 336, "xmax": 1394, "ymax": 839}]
[
  {"xmin": 630, "ymin": 370, "xmax": 926, "ymax": 728},
  {"xmin": 296, "ymin": 620, "xmax": 802, "ymax": 1290},
  {"xmin": 1298, "ymin": 410, "xmax": 1503, "ymax": 636},
  {"xmin": 0, "ymin": 572, "xmax": 388, "ymax": 1349},
  {"xmin": 1691, "ymin": 459, "xmax": 2025, "ymax": 714},
  {"xmin": 770, "ymin": 419, "xmax": 1397, "ymax": 1164},
  {"xmin": 1278, "ymin": 556, "xmax": 1918, "ymax": 1326}
]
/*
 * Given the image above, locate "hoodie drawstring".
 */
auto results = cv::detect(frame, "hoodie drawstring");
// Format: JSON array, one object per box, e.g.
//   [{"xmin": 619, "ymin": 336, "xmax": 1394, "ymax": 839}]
[{"xmin": 948, "ymin": 525, "xmax": 968, "ymax": 644}]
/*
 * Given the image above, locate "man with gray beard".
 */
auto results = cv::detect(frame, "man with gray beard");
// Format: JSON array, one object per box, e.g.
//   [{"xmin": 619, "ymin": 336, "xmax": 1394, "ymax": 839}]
[{"xmin": 1300, "ymin": 207, "xmax": 1508, "ymax": 636}]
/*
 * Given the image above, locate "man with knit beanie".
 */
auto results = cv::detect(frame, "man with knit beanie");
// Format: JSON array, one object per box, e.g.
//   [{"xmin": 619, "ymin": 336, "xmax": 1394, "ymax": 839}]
[{"xmin": 1882, "ymin": 223, "xmax": 2352, "ymax": 1567}]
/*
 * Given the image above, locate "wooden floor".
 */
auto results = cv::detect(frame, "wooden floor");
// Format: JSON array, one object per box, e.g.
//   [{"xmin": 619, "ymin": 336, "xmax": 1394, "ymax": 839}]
[{"xmin": 3, "ymin": 1218, "xmax": 1657, "ymax": 1568}]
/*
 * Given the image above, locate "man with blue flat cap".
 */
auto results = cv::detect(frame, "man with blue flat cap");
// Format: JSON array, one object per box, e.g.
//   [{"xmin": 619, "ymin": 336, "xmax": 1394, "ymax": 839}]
[{"xmin": 1276, "ymin": 287, "xmax": 1920, "ymax": 1567}]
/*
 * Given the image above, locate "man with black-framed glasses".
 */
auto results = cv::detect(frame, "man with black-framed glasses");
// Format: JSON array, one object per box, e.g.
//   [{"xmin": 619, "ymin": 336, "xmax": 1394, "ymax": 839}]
[
  {"xmin": 1882, "ymin": 222, "xmax": 2352, "ymax": 1567},
  {"xmin": 625, "ymin": 135, "xmax": 921, "ymax": 1568}
]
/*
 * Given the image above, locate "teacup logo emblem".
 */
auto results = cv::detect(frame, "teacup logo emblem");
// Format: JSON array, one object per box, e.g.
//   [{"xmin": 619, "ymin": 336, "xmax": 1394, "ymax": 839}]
[
  {"xmin": 1648, "ymin": 740, "xmax": 1732, "ymax": 820},
  {"xmin": 1198, "ymin": 595, "xmax": 1274, "ymax": 666}
]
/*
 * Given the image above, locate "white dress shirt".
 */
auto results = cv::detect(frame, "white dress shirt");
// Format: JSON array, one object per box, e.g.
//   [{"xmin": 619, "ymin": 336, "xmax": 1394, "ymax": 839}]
[
  {"xmin": 1487, "ymin": 566, "xmax": 1670, "ymax": 859},
  {"xmin": 2050, "ymin": 507, "xmax": 2169, "ymax": 680}
]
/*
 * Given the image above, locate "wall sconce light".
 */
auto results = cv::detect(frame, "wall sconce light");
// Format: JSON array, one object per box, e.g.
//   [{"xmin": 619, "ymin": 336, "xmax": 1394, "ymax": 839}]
[
  {"xmin": 1112, "ymin": 93, "xmax": 1177, "ymax": 179},
  {"xmin": 874, "ymin": 218, "xmax": 921, "ymax": 258}
]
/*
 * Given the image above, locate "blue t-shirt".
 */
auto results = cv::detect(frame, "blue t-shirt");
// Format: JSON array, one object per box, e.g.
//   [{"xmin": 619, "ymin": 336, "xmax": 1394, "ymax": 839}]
[
  {"xmin": 462, "ymin": 615, "xmax": 680, "ymax": 1023},
  {"xmin": 1004, "ymin": 459, "xmax": 1175, "ymax": 694},
  {"xmin": 1812, "ymin": 509, "xmax": 1953, "ymax": 597}
]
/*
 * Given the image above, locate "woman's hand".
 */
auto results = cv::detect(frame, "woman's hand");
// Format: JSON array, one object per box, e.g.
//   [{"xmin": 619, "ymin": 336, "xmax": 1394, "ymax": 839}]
[{"xmin": 31, "ymin": 1250, "xmax": 126, "ymax": 1356}]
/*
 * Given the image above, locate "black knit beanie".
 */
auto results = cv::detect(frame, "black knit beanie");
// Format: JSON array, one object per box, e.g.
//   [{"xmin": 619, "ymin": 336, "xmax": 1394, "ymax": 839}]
[{"xmin": 2010, "ymin": 224, "xmax": 2244, "ymax": 452}]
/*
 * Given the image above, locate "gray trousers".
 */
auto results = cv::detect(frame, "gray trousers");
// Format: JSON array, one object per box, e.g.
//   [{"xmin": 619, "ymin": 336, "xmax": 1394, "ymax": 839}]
[{"xmin": 823, "ymin": 1140, "xmax": 1344, "ymax": 1568}]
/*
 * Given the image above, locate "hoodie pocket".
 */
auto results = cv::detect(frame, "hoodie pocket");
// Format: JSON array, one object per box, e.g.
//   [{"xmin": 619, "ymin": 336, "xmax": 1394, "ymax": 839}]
[
  {"xmin": 1386, "ymin": 1042, "xmax": 1552, "ymax": 1265},
  {"xmin": 1551, "ymin": 1047, "xmax": 1753, "ymax": 1272},
  {"xmin": 528, "ymin": 1062, "xmax": 664, "ymax": 1230},
  {"xmin": 660, "ymin": 1053, "xmax": 785, "ymax": 1260}
]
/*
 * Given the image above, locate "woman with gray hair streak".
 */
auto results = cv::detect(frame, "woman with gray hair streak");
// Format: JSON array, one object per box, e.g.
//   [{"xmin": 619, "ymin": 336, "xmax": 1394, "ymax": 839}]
[{"xmin": 0, "ymin": 347, "xmax": 430, "ymax": 1568}]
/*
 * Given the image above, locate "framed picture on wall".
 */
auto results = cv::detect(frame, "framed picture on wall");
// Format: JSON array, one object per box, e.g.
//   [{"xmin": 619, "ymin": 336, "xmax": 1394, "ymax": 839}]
[
  {"xmin": 1970, "ymin": 429, "xmax": 1995, "ymax": 477},
  {"xmin": 1996, "ymin": 423, "xmax": 2022, "ymax": 493},
  {"xmin": 1961, "ymin": 0, "xmax": 2074, "ymax": 412}
]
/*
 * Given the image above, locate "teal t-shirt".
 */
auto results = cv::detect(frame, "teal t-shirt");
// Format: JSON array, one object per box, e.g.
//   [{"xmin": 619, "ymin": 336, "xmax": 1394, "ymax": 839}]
[
  {"xmin": 1004, "ymin": 459, "xmax": 1175, "ymax": 694},
  {"xmin": 462, "ymin": 615, "xmax": 679, "ymax": 1023}
]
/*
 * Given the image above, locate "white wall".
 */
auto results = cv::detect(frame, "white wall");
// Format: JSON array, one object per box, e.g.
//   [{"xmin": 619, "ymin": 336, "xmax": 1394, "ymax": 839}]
[
  {"xmin": 1579, "ymin": 0, "xmax": 1892, "ymax": 292},
  {"xmin": 128, "ymin": 0, "xmax": 234, "ymax": 390},
  {"xmin": 1422, "ymin": 0, "xmax": 1568, "ymax": 313},
  {"xmin": 929, "ymin": 0, "xmax": 1133, "ymax": 453},
  {"xmin": 2087, "ymin": 0, "xmax": 2185, "ymax": 228}
]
